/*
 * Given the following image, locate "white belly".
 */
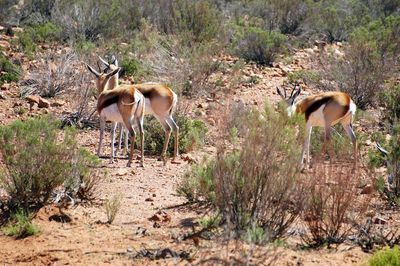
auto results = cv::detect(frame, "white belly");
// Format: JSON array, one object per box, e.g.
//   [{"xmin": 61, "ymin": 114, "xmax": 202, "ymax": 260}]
[
  {"xmin": 308, "ymin": 104, "xmax": 326, "ymax": 127},
  {"xmin": 100, "ymin": 103, "xmax": 124, "ymax": 123}
]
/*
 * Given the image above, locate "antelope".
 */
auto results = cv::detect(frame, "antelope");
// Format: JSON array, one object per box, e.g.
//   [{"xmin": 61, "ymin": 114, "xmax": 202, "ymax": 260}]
[
  {"xmin": 99, "ymin": 56, "xmax": 179, "ymax": 165},
  {"xmin": 86, "ymin": 63, "xmax": 145, "ymax": 167},
  {"xmin": 277, "ymin": 85, "xmax": 357, "ymax": 168}
]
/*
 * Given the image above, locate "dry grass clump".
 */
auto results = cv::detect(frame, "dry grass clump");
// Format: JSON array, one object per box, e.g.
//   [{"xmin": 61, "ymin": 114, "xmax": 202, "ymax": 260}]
[
  {"xmin": 301, "ymin": 159, "xmax": 369, "ymax": 247},
  {"xmin": 20, "ymin": 52, "xmax": 82, "ymax": 98}
]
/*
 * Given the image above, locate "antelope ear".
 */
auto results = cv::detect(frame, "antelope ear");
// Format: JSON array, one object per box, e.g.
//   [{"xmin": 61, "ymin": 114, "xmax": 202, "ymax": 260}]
[
  {"xmin": 111, "ymin": 55, "xmax": 118, "ymax": 66},
  {"xmin": 86, "ymin": 64, "xmax": 100, "ymax": 77},
  {"xmin": 293, "ymin": 87, "xmax": 301, "ymax": 99},
  {"xmin": 376, "ymin": 143, "xmax": 389, "ymax": 156},
  {"xmin": 276, "ymin": 87, "xmax": 284, "ymax": 98}
]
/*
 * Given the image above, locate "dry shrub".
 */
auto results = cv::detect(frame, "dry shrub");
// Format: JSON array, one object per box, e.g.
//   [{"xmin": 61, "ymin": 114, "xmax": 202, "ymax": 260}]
[
  {"xmin": 124, "ymin": 22, "xmax": 223, "ymax": 97},
  {"xmin": 180, "ymin": 103, "xmax": 307, "ymax": 242},
  {"xmin": 302, "ymin": 160, "xmax": 369, "ymax": 246},
  {"xmin": 105, "ymin": 193, "xmax": 122, "ymax": 224},
  {"xmin": 20, "ymin": 52, "xmax": 81, "ymax": 97},
  {"xmin": 356, "ymin": 218, "xmax": 400, "ymax": 251}
]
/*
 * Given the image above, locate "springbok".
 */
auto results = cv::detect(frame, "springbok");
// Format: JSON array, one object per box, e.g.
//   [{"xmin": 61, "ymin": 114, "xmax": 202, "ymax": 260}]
[
  {"xmin": 99, "ymin": 56, "xmax": 179, "ymax": 165},
  {"xmin": 277, "ymin": 85, "xmax": 357, "ymax": 168},
  {"xmin": 86, "ymin": 64, "xmax": 145, "ymax": 167}
]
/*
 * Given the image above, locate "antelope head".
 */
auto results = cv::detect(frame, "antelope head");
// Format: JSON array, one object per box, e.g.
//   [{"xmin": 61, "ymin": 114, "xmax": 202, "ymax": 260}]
[
  {"xmin": 276, "ymin": 84, "xmax": 302, "ymax": 116},
  {"xmin": 86, "ymin": 62, "xmax": 120, "ymax": 94}
]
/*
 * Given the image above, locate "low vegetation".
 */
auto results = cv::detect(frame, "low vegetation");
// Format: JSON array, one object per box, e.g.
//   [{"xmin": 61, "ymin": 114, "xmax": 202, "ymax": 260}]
[
  {"xmin": 2, "ymin": 210, "xmax": 39, "ymax": 239},
  {"xmin": 0, "ymin": 116, "xmax": 100, "ymax": 213},
  {"xmin": 179, "ymin": 104, "xmax": 306, "ymax": 243},
  {"xmin": 368, "ymin": 246, "xmax": 400, "ymax": 266},
  {"xmin": 105, "ymin": 193, "xmax": 122, "ymax": 224},
  {"xmin": 0, "ymin": 53, "xmax": 21, "ymax": 86},
  {"xmin": 144, "ymin": 113, "xmax": 207, "ymax": 156}
]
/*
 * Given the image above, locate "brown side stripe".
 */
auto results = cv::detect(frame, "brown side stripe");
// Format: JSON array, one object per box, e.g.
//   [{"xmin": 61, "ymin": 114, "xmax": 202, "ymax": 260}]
[
  {"xmin": 97, "ymin": 94, "xmax": 119, "ymax": 113},
  {"xmin": 305, "ymin": 97, "xmax": 332, "ymax": 120}
]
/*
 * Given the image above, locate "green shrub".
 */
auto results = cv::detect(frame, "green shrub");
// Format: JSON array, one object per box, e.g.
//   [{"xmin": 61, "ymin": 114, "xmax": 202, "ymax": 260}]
[
  {"xmin": 3, "ymin": 210, "xmax": 39, "ymax": 239},
  {"xmin": 369, "ymin": 246, "xmax": 400, "ymax": 266},
  {"xmin": 177, "ymin": 160, "xmax": 215, "ymax": 203},
  {"xmin": 287, "ymin": 70, "xmax": 321, "ymax": 85},
  {"xmin": 233, "ymin": 26, "xmax": 287, "ymax": 66},
  {"xmin": 173, "ymin": 0, "xmax": 221, "ymax": 44},
  {"xmin": 120, "ymin": 58, "xmax": 149, "ymax": 80},
  {"xmin": 381, "ymin": 84, "xmax": 400, "ymax": 124},
  {"xmin": 0, "ymin": 116, "xmax": 99, "ymax": 211},
  {"xmin": 0, "ymin": 54, "xmax": 21, "ymax": 85},
  {"xmin": 16, "ymin": 22, "xmax": 61, "ymax": 55},
  {"xmin": 144, "ymin": 114, "xmax": 207, "ymax": 156}
]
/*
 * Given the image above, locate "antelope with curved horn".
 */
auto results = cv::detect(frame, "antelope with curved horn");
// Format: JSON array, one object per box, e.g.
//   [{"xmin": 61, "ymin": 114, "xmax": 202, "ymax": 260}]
[
  {"xmin": 99, "ymin": 56, "xmax": 179, "ymax": 165},
  {"xmin": 277, "ymin": 85, "xmax": 357, "ymax": 168},
  {"xmin": 86, "ymin": 63, "xmax": 145, "ymax": 167}
]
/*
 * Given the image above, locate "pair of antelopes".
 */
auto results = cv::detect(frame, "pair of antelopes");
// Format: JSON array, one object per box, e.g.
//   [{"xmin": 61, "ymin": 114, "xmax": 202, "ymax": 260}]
[
  {"xmin": 86, "ymin": 56, "xmax": 178, "ymax": 167},
  {"xmin": 87, "ymin": 56, "xmax": 358, "ymax": 169}
]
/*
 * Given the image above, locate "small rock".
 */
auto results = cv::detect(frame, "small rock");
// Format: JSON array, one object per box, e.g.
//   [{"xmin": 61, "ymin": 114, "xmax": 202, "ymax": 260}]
[
  {"xmin": 25, "ymin": 95, "xmax": 40, "ymax": 104},
  {"xmin": 208, "ymin": 118, "xmax": 216, "ymax": 126},
  {"xmin": 0, "ymin": 92, "xmax": 6, "ymax": 100},
  {"xmin": 51, "ymin": 100, "xmax": 65, "ymax": 107},
  {"xmin": 1, "ymin": 83, "xmax": 10, "ymax": 90},
  {"xmin": 127, "ymin": 247, "xmax": 133, "ymax": 253},
  {"xmin": 11, "ymin": 27, "xmax": 23, "ymax": 33},
  {"xmin": 374, "ymin": 217, "xmax": 387, "ymax": 225},
  {"xmin": 360, "ymin": 185, "xmax": 374, "ymax": 195},
  {"xmin": 145, "ymin": 197, "xmax": 154, "ymax": 202},
  {"xmin": 0, "ymin": 40, "xmax": 10, "ymax": 50},
  {"xmin": 38, "ymin": 97, "xmax": 50, "ymax": 108}
]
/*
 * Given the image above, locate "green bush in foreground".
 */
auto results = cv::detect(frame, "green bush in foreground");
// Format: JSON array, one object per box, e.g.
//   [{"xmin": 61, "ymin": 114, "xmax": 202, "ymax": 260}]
[
  {"xmin": 369, "ymin": 246, "xmax": 400, "ymax": 266},
  {"xmin": 0, "ymin": 116, "xmax": 99, "ymax": 211},
  {"xmin": 3, "ymin": 210, "xmax": 39, "ymax": 239}
]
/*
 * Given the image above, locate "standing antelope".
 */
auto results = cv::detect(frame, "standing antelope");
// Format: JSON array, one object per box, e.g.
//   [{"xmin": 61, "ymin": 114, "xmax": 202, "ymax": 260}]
[
  {"xmin": 86, "ymin": 64, "xmax": 145, "ymax": 167},
  {"xmin": 277, "ymin": 85, "xmax": 357, "ymax": 168},
  {"xmin": 99, "ymin": 56, "xmax": 179, "ymax": 165}
]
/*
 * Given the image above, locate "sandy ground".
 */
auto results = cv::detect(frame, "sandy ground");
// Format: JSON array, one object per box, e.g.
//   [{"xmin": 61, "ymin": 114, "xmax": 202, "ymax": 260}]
[{"xmin": 0, "ymin": 42, "xmax": 378, "ymax": 265}]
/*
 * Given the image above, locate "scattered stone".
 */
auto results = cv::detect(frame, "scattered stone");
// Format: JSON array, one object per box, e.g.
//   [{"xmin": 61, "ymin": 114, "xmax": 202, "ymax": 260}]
[
  {"xmin": 145, "ymin": 197, "xmax": 154, "ymax": 202},
  {"xmin": 374, "ymin": 217, "xmax": 387, "ymax": 225},
  {"xmin": 116, "ymin": 169, "xmax": 128, "ymax": 176},
  {"xmin": 38, "ymin": 97, "xmax": 50, "ymax": 108},
  {"xmin": 181, "ymin": 154, "xmax": 196, "ymax": 164},
  {"xmin": 0, "ymin": 92, "xmax": 6, "ymax": 100},
  {"xmin": 12, "ymin": 27, "xmax": 23, "ymax": 33},
  {"xmin": 148, "ymin": 210, "xmax": 171, "ymax": 223},
  {"xmin": 1, "ymin": 83, "xmax": 10, "ymax": 90},
  {"xmin": 360, "ymin": 184, "xmax": 374, "ymax": 195},
  {"xmin": 25, "ymin": 95, "xmax": 40, "ymax": 104},
  {"xmin": 51, "ymin": 100, "xmax": 65, "ymax": 107},
  {"xmin": 0, "ymin": 40, "xmax": 10, "ymax": 50}
]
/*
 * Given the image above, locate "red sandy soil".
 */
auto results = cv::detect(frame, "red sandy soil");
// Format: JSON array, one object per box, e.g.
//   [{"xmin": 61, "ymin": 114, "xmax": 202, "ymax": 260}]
[{"xmin": 0, "ymin": 33, "xmax": 389, "ymax": 265}]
